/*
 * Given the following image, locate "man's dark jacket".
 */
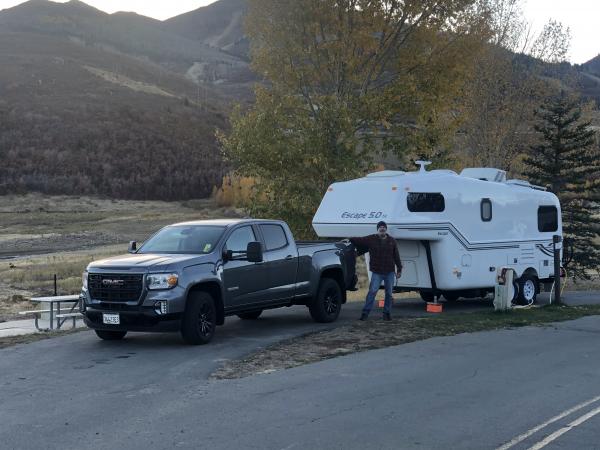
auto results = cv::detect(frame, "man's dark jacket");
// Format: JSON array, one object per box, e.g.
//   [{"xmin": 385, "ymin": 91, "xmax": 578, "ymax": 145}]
[{"xmin": 350, "ymin": 234, "xmax": 402, "ymax": 274}]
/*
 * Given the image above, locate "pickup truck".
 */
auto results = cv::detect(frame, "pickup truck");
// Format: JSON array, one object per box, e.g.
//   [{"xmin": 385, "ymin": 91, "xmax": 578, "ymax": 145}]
[{"xmin": 80, "ymin": 219, "xmax": 357, "ymax": 344}]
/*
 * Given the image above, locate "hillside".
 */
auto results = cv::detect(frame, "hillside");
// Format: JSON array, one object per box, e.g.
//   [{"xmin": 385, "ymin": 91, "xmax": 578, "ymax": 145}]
[
  {"xmin": 0, "ymin": 0, "xmax": 258, "ymax": 201},
  {"xmin": 164, "ymin": 0, "xmax": 249, "ymax": 60},
  {"xmin": 0, "ymin": 0, "xmax": 597, "ymax": 202},
  {"xmin": 0, "ymin": 0, "xmax": 254, "ymax": 86}
]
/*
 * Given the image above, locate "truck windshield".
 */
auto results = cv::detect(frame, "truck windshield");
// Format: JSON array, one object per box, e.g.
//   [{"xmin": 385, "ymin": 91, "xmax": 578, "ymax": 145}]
[{"xmin": 138, "ymin": 225, "xmax": 225, "ymax": 254}]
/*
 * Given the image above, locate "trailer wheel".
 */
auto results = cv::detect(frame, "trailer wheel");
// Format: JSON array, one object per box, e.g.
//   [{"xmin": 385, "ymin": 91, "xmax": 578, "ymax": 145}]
[
  {"xmin": 309, "ymin": 278, "xmax": 342, "ymax": 323},
  {"xmin": 516, "ymin": 275, "xmax": 538, "ymax": 305},
  {"xmin": 419, "ymin": 291, "xmax": 435, "ymax": 302}
]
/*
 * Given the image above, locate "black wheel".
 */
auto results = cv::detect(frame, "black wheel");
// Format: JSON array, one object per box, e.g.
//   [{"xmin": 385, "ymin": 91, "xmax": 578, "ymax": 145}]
[
  {"xmin": 443, "ymin": 292, "xmax": 460, "ymax": 302},
  {"xmin": 181, "ymin": 292, "xmax": 216, "ymax": 345},
  {"xmin": 309, "ymin": 278, "xmax": 342, "ymax": 323},
  {"xmin": 237, "ymin": 310, "xmax": 263, "ymax": 320},
  {"xmin": 95, "ymin": 330, "xmax": 127, "ymax": 341},
  {"xmin": 516, "ymin": 275, "xmax": 538, "ymax": 305},
  {"xmin": 419, "ymin": 291, "xmax": 435, "ymax": 302}
]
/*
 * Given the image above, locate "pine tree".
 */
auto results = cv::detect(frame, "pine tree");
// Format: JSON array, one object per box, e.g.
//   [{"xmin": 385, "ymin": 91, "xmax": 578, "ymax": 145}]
[{"xmin": 524, "ymin": 92, "xmax": 600, "ymax": 279}]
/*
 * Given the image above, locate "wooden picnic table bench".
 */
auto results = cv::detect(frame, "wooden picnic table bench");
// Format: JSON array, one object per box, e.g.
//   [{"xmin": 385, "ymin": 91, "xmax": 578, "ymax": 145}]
[{"xmin": 19, "ymin": 295, "xmax": 82, "ymax": 332}]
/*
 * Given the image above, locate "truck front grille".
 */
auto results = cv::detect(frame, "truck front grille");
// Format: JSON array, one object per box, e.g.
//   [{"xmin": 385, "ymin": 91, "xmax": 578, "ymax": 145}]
[{"xmin": 88, "ymin": 273, "xmax": 144, "ymax": 303}]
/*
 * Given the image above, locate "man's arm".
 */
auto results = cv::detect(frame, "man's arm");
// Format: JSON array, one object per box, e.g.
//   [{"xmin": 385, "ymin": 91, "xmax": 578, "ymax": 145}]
[{"xmin": 349, "ymin": 235, "xmax": 373, "ymax": 248}]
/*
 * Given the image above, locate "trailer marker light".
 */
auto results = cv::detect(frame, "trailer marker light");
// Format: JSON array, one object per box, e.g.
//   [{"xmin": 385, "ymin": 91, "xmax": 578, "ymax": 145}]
[{"xmin": 392, "ymin": 186, "xmax": 398, "ymax": 191}]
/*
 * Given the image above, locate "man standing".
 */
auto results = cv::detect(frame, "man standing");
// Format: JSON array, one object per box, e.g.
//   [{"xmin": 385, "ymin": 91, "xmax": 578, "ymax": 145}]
[{"xmin": 350, "ymin": 221, "xmax": 402, "ymax": 321}]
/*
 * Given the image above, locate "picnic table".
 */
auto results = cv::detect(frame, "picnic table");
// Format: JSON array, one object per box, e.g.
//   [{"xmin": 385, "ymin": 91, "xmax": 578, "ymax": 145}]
[{"xmin": 20, "ymin": 295, "xmax": 82, "ymax": 332}]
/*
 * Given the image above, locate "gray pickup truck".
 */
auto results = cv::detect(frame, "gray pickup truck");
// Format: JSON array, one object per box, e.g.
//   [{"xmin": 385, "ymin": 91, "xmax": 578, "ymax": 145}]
[{"xmin": 81, "ymin": 219, "xmax": 357, "ymax": 344}]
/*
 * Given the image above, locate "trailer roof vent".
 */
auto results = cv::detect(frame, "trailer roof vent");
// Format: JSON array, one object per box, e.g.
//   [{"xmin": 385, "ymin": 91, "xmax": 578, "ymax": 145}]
[
  {"xmin": 366, "ymin": 170, "xmax": 406, "ymax": 178},
  {"xmin": 460, "ymin": 168, "xmax": 506, "ymax": 182}
]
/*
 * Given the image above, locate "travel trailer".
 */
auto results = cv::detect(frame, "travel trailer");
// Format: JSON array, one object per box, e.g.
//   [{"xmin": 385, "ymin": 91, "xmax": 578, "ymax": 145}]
[{"xmin": 312, "ymin": 162, "xmax": 562, "ymax": 304}]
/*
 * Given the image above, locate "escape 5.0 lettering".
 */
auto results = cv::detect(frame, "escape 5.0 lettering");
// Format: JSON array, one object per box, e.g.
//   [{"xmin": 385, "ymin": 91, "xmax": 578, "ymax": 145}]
[{"xmin": 341, "ymin": 211, "xmax": 387, "ymax": 219}]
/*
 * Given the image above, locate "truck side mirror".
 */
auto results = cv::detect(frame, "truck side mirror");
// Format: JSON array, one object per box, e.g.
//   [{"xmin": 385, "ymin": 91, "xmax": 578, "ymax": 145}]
[
  {"xmin": 222, "ymin": 248, "xmax": 233, "ymax": 261},
  {"xmin": 128, "ymin": 241, "xmax": 137, "ymax": 253},
  {"xmin": 246, "ymin": 241, "xmax": 263, "ymax": 263}
]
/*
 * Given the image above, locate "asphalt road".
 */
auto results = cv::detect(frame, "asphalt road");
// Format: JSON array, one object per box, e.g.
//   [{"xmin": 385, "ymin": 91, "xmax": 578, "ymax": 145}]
[{"xmin": 1, "ymin": 293, "xmax": 599, "ymax": 450}]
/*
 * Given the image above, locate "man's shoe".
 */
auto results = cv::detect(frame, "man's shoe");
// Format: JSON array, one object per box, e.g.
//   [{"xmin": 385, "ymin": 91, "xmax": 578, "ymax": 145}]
[
  {"xmin": 359, "ymin": 313, "xmax": 368, "ymax": 321},
  {"xmin": 383, "ymin": 313, "xmax": 392, "ymax": 321}
]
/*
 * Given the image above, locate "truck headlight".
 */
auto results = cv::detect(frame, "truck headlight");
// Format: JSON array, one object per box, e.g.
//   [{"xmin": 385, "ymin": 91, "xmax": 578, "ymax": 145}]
[
  {"xmin": 147, "ymin": 273, "xmax": 178, "ymax": 290},
  {"xmin": 82, "ymin": 271, "xmax": 88, "ymax": 289}
]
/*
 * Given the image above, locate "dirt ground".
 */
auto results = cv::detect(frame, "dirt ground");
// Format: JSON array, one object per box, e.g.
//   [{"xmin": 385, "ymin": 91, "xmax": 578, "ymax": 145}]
[
  {"xmin": 212, "ymin": 304, "xmax": 600, "ymax": 380},
  {"xmin": 0, "ymin": 194, "xmax": 243, "ymax": 320}
]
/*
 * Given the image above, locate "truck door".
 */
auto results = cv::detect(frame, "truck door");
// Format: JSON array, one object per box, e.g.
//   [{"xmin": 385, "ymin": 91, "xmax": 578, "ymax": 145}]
[
  {"xmin": 258, "ymin": 223, "xmax": 298, "ymax": 302},
  {"xmin": 222, "ymin": 225, "xmax": 269, "ymax": 308}
]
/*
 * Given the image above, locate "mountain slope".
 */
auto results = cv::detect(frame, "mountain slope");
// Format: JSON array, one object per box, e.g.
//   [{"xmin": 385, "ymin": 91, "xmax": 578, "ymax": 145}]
[
  {"xmin": 163, "ymin": 0, "xmax": 249, "ymax": 60},
  {"xmin": 0, "ymin": 30, "xmax": 228, "ymax": 200},
  {"xmin": 582, "ymin": 54, "xmax": 600, "ymax": 77}
]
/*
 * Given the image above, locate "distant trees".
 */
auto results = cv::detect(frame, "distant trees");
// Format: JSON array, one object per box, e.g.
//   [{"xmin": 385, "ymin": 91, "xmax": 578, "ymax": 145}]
[
  {"xmin": 456, "ymin": 0, "xmax": 572, "ymax": 172},
  {"xmin": 221, "ymin": 0, "xmax": 497, "ymax": 237},
  {"xmin": 524, "ymin": 92, "xmax": 600, "ymax": 278},
  {"xmin": 0, "ymin": 99, "xmax": 225, "ymax": 201}
]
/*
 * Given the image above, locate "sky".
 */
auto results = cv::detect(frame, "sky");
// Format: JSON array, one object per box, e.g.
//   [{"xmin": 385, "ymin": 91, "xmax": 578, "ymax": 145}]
[{"xmin": 0, "ymin": 0, "xmax": 598, "ymax": 64}]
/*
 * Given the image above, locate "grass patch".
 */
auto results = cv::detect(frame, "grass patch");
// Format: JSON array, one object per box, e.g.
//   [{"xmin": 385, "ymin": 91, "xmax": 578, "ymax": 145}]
[
  {"xmin": 212, "ymin": 304, "xmax": 600, "ymax": 380},
  {"xmin": 0, "ymin": 328, "xmax": 86, "ymax": 350}
]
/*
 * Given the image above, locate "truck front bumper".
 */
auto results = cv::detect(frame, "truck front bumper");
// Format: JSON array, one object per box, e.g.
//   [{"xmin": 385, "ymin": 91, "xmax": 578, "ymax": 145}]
[{"xmin": 83, "ymin": 307, "xmax": 183, "ymax": 332}]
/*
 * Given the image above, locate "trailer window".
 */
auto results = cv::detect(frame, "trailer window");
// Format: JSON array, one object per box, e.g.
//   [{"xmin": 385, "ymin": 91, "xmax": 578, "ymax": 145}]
[
  {"xmin": 481, "ymin": 199, "xmax": 492, "ymax": 222},
  {"xmin": 538, "ymin": 206, "xmax": 558, "ymax": 232},
  {"xmin": 259, "ymin": 224, "xmax": 289, "ymax": 251},
  {"xmin": 407, "ymin": 193, "xmax": 445, "ymax": 212}
]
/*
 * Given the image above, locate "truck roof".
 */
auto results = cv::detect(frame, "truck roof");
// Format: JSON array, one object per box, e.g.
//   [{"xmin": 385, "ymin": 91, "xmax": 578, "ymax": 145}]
[{"xmin": 169, "ymin": 218, "xmax": 282, "ymax": 227}]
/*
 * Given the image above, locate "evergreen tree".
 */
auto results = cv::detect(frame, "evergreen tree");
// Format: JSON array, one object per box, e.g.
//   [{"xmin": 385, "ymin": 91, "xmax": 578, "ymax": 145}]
[{"xmin": 524, "ymin": 92, "xmax": 600, "ymax": 278}]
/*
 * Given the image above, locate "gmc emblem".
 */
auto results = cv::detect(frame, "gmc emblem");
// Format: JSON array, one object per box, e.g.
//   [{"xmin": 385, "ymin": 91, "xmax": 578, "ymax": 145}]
[{"xmin": 102, "ymin": 279, "xmax": 124, "ymax": 287}]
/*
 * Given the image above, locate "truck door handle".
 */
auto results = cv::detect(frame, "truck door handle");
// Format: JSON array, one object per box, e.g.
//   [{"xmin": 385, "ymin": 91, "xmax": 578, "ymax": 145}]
[{"xmin": 285, "ymin": 255, "xmax": 294, "ymax": 260}]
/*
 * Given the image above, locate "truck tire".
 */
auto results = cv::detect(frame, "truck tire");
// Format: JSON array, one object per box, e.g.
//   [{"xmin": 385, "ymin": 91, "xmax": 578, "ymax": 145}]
[
  {"xmin": 516, "ymin": 275, "xmax": 538, "ymax": 305},
  {"xmin": 237, "ymin": 310, "xmax": 263, "ymax": 320},
  {"xmin": 181, "ymin": 291, "xmax": 216, "ymax": 345},
  {"xmin": 95, "ymin": 330, "xmax": 127, "ymax": 341},
  {"xmin": 309, "ymin": 278, "xmax": 342, "ymax": 323}
]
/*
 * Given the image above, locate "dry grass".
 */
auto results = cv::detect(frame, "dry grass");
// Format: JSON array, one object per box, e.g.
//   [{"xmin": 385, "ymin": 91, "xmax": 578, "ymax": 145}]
[
  {"xmin": 0, "ymin": 194, "xmax": 244, "ymax": 319},
  {"xmin": 212, "ymin": 304, "xmax": 600, "ymax": 380}
]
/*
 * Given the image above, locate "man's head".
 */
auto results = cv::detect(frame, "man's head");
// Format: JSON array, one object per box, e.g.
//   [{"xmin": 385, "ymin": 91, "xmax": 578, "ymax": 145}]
[{"xmin": 376, "ymin": 221, "xmax": 388, "ymax": 238}]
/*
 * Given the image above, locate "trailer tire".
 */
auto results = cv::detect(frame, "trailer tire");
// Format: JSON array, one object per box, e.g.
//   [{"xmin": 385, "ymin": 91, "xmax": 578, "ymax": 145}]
[
  {"xmin": 237, "ymin": 310, "xmax": 263, "ymax": 320},
  {"xmin": 309, "ymin": 278, "xmax": 342, "ymax": 323},
  {"xmin": 515, "ymin": 275, "xmax": 538, "ymax": 305},
  {"xmin": 181, "ymin": 292, "xmax": 216, "ymax": 345},
  {"xmin": 95, "ymin": 330, "xmax": 127, "ymax": 341}
]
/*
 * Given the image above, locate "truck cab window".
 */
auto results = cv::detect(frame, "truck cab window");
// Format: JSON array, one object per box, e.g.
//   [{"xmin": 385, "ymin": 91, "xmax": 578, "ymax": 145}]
[
  {"xmin": 260, "ymin": 224, "xmax": 288, "ymax": 251},
  {"xmin": 481, "ymin": 199, "xmax": 492, "ymax": 222},
  {"xmin": 226, "ymin": 226, "xmax": 256, "ymax": 252},
  {"xmin": 538, "ymin": 206, "xmax": 558, "ymax": 232},
  {"xmin": 407, "ymin": 193, "xmax": 445, "ymax": 212}
]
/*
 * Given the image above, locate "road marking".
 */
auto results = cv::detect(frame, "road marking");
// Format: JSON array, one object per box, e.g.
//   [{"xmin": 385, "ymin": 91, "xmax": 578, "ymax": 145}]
[
  {"xmin": 496, "ymin": 394, "xmax": 600, "ymax": 450},
  {"xmin": 527, "ymin": 404, "xmax": 600, "ymax": 450}
]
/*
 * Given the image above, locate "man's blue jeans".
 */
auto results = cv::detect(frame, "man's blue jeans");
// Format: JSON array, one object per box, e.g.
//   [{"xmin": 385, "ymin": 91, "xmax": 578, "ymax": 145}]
[{"xmin": 364, "ymin": 272, "xmax": 395, "ymax": 315}]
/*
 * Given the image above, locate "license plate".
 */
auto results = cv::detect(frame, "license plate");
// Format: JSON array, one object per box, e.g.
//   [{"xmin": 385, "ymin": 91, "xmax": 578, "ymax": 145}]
[{"xmin": 102, "ymin": 313, "xmax": 120, "ymax": 325}]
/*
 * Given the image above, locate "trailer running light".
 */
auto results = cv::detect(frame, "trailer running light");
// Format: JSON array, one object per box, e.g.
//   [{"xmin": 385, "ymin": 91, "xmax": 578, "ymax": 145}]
[
  {"xmin": 392, "ymin": 186, "xmax": 398, "ymax": 191},
  {"xmin": 327, "ymin": 187, "xmax": 334, "ymax": 192},
  {"xmin": 154, "ymin": 301, "xmax": 168, "ymax": 315}
]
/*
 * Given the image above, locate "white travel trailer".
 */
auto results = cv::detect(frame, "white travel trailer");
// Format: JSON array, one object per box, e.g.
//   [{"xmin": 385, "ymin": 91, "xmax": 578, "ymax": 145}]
[{"xmin": 312, "ymin": 162, "xmax": 562, "ymax": 304}]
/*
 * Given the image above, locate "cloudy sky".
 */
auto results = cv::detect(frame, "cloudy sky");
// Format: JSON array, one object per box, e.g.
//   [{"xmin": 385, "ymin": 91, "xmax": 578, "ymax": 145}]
[{"xmin": 0, "ymin": 0, "xmax": 598, "ymax": 64}]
